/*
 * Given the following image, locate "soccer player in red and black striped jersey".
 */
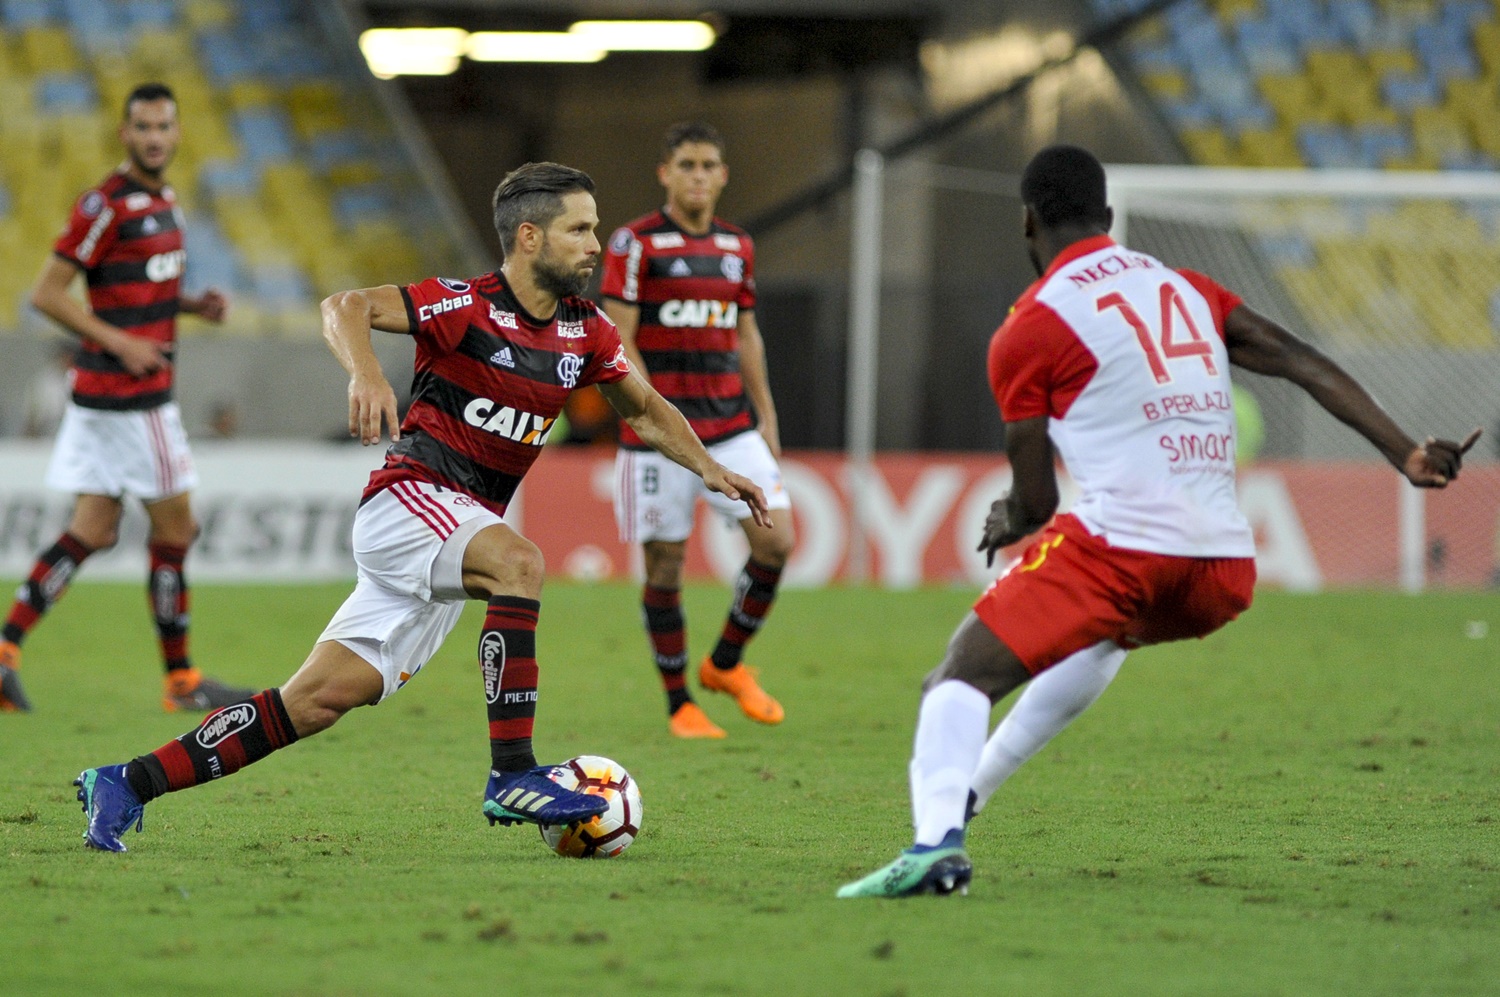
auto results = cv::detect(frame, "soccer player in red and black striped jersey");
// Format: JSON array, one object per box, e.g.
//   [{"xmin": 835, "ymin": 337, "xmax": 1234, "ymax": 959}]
[
  {"xmin": 601, "ymin": 122, "xmax": 796, "ymax": 740},
  {"xmin": 0, "ymin": 83, "xmax": 251, "ymax": 715},
  {"xmin": 72, "ymin": 162, "xmax": 772, "ymax": 852}
]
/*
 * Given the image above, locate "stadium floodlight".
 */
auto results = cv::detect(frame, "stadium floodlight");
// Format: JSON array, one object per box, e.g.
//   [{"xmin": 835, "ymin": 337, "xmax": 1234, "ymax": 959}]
[
  {"xmin": 466, "ymin": 31, "xmax": 607, "ymax": 63},
  {"xmin": 568, "ymin": 20, "xmax": 718, "ymax": 52},
  {"xmin": 358, "ymin": 28, "xmax": 465, "ymax": 78}
]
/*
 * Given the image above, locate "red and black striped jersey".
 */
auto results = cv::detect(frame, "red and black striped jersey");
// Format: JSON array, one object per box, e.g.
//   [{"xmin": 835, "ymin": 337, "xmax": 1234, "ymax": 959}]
[
  {"xmin": 362, "ymin": 271, "xmax": 630, "ymax": 514},
  {"xmin": 52, "ymin": 170, "xmax": 186, "ymax": 411},
  {"xmin": 600, "ymin": 211, "xmax": 757, "ymax": 450}
]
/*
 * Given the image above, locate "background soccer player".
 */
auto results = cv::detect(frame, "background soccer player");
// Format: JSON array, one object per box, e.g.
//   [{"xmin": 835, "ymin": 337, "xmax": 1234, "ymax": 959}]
[
  {"xmin": 0, "ymin": 82, "xmax": 248, "ymax": 714},
  {"xmin": 838, "ymin": 145, "xmax": 1481, "ymax": 898},
  {"xmin": 72, "ymin": 162, "xmax": 771, "ymax": 853},
  {"xmin": 601, "ymin": 122, "xmax": 796, "ymax": 739}
]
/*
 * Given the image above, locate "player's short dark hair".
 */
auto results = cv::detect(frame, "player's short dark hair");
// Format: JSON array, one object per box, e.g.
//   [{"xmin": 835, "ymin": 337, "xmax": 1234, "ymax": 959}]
[
  {"xmin": 124, "ymin": 82, "xmax": 175, "ymax": 119},
  {"xmin": 1020, "ymin": 145, "xmax": 1109, "ymax": 229},
  {"xmin": 491, "ymin": 162, "xmax": 596, "ymax": 257},
  {"xmin": 661, "ymin": 121, "xmax": 725, "ymax": 162}
]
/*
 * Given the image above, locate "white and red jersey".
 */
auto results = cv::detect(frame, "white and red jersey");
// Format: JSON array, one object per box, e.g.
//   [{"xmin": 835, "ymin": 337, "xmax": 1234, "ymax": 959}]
[
  {"xmin": 52, "ymin": 170, "xmax": 186, "ymax": 411},
  {"xmin": 988, "ymin": 234, "xmax": 1255, "ymax": 558}
]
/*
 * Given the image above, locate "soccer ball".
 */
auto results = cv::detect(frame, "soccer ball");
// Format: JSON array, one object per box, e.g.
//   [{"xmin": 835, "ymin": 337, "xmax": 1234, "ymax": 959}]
[{"xmin": 538, "ymin": 755, "xmax": 642, "ymax": 858}]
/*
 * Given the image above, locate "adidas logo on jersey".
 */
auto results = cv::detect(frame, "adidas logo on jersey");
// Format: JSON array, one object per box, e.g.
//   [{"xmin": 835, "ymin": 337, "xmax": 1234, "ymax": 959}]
[
  {"xmin": 669, "ymin": 259, "xmax": 693, "ymax": 277},
  {"xmin": 463, "ymin": 398, "xmax": 556, "ymax": 446},
  {"xmin": 490, "ymin": 347, "xmax": 515, "ymax": 368}
]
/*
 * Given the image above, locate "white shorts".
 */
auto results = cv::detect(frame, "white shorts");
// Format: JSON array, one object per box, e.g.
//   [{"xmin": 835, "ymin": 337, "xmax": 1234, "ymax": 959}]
[
  {"xmin": 614, "ymin": 430, "xmax": 793, "ymax": 544},
  {"xmin": 45, "ymin": 402, "xmax": 197, "ymax": 501},
  {"xmin": 318, "ymin": 481, "xmax": 503, "ymax": 702}
]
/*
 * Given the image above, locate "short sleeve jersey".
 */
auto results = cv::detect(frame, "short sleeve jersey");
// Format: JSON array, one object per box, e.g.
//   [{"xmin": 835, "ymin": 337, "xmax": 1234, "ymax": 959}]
[
  {"xmin": 599, "ymin": 210, "xmax": 758, "ymax": 449},
  {"xmin": 362, "ymin": 271, "xmax": 630, "ymax": 514},
  {"xmin": 987, "ymin": 235, "xmax": 1255, "ymax": 557},
  {"xmin": 52, "ymin": 170, "xmax": 186, "ymax": 410}
]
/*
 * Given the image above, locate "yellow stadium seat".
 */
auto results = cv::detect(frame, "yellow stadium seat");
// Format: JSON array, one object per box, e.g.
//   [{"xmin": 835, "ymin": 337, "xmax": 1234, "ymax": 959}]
[
  {"xmin": 1411, "ymin": 105, "xmax": 1473, "ymax": 159},
  {"xmin": 1237, "ymin": 127, "xmax": 1304, "ymax": 167},
  {"xmin": 1472, "ymin": 22, "xmax": 1500, "ymax": 76},
  {"xmin": 132, "ymin": 28, "xmax": 197, "ymax": 72},
  {"xmin": 226, "ymin": 79, "xmax": 278, "ymax": 112},
  {"xmin": 1258, "ymin": 73, "xmax": 1336, "ymax": 126},
  {"xmin": 1179, "ymin": 127, "xmax": 1237, "ymax": 166},
  {"xmin": 1365, "ymin": 48, "xmax": 1418, "ymax": 76},
  {"xmin": 181, "ymin": 0, "xmax": 236, "ymax": 32},
  {"xmin": 18, "ymin": 26, "xmax": 81, "ymax": 75},
  {"xmin": 1141, "ymin": 70, "xmax": 1189, "ymax": 100},
  {"xmin": 1209, "ymin": 0, "xmax": 1262, "ymax": 20}
]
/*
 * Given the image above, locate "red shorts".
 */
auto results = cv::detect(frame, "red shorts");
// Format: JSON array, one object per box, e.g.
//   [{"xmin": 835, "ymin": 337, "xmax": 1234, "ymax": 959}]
[{"xmin": 973, "ymin": 514, "xmax": 1256, "ymax": 674}]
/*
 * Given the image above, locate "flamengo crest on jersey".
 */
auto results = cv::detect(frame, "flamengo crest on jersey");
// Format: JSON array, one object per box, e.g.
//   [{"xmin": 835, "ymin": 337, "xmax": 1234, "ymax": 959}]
[
  {"xmin": 364, "ymin": 271, "xmax": 629, "ymax": 513},
  {"xmin": 991, "ymin": 235, "xmax": 1255, "ymax": 559},
  {"xmin": 600, "ymin": 210, "xmax": 758, "ymax": 450},
  {"xmin": 52, "ymin": 171, "xmax": 185, "ymax": 411}
]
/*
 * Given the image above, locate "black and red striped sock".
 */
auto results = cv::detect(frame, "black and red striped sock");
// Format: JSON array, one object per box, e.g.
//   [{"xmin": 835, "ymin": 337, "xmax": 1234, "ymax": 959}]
[
  {"xmin": 642, "ymin": 585, "xmax": 691, "ymax": 715},
  {"xmin": 709, "ymin": 559, "xmax": 784, "ymax": 670},
  {"xmin": 125, "ymin": 688, "xmax": 299, "ymax": 803},
  {"xmin": 482, "ymin": 595, "xmax": 541, "ymax": 773},
  {"xmin": 2, "ymin": 532, "xmax": 94, "ymax": 646},
  {"xmin": 148, "ymin": 542, "xmax": 191, "ymax": 674}
]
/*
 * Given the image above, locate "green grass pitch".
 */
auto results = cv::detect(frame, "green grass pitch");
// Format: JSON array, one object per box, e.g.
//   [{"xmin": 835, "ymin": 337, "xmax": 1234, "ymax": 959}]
[{"xmin": 1, "ymin": 580, "xmax": 1497, "ymax": 995}]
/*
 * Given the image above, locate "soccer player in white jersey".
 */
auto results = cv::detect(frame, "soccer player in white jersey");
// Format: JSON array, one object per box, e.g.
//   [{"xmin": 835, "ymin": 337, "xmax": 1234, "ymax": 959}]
[{"xmin": 838, "ymin": 145, "xmax": 1481, "ymax": 898}]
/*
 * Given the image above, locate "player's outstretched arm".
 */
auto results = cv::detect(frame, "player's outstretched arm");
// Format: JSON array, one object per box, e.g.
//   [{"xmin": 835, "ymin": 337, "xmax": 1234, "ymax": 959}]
[
  {"xmin": 978, "ymin": 416, "xmax": 1058, "ymax": 566},
  {"xmin": 737, "ymin": 311, "xmax": 782, "ymax": 458},
  {"xmin": 599, "ymin": 369, "xmax": 772, "ymax": 527},
  {"xmin": 31, "ymin": 255, "xmax": 168, "ymax": 377},
  {"xmin": 1224, "ymin": 305, "xmax": 1480, "ymax": 487},
  {"xmin": 320, "ymin": 285, "xmax": 410, "ymax": 445}
]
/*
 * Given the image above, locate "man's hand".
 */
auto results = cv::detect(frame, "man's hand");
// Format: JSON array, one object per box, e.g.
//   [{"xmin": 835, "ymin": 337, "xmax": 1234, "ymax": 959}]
[
  {"xmin": 186, "ymin": 288, "xmax": 229, "ymax": 323},
  {"xmin": 348, "ymin": 372, "xmax": 400, "ymax": 445},
  {"xmin": 111, "ymin": 334, "xmax": 171, "ymax": 378},
  {"xmin": 703, "ymin": 464, "xmax": 773, "ymax": 528},
  {"xmin": 976, "ymin": 495, "xmax": 1025, "ymax": 568},
  {"xmin": 1403, "ymin": 428, "xmax": 1481, "ymax": 487}
]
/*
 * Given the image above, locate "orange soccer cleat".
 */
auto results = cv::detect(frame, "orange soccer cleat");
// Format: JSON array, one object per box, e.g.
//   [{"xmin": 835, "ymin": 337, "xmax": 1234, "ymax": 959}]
[
  {"xmin": 668, "ymin": 701, "xmax": 727, "ymax": 739},
  {"xmin": 697, "ymin": 658, "xmax": 784, "ymax": 725},
  {"xmin": 162, "ymin": 667, "xmax": 256, "ymax": 712},
  {"xmin": 0, "ymin": 640, "xmax": 31, "ymax": 712}
]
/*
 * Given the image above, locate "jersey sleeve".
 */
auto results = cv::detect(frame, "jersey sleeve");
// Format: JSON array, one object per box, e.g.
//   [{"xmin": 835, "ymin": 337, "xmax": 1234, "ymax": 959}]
[
  {"xmin": 579, "ymin": 307, "xmax": 631, "ymax": 386},
  {"xmin": 736, "ymin": 235, "xmax": 757, "ymax": 310},
  {"xmin": 52, "ymin": 189, "xmax": 118, "ymax": 269},
  {"xmin": 599, "ymin": 226, "xmax": 641, "ymax": 303},
  {"xmin": 1175, "ymin": 268, "xmax": 1244, "ymax": 339},
  {"xmin": 401, "ymin": 276, "xmax": 476, "ymax": 354},
  {"xmin": 987, "ymin": 299, "xmax": 1098, "ymax": 422}
]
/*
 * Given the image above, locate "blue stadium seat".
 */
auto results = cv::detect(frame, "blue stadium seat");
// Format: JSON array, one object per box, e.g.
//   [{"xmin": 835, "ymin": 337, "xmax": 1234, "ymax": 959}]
[
  {"xmin": 249, "ymin": 260, "xmax": 312, "ymax": 309},
  {"xmin": 0, "ymin": 0, "xmax": 59, "ymax": 28},
  {"xmin": 308, "ymin": 129, "xmax": 368, "ymax": 172},
  {"xmin": 1298, "ymin": 124, "xmax": 1363, "ymax": 167},
  {"xmin": 198, "ymin": 29, "xmax": 259, "ymax": 82},
  {"xmin": 199, "ymin": 158, "xmax": 261, "ymax": 199},
  {"xmin": 123, "ymin": 0, "xmax": 175, "ymax": 29},
  {"xmin": 59, "ymin": 0, "xmax": 120, "ymax": 45},
  {"xmin": 234, "ymin": 108, "xmax": 295, "ymax": 164},
  {"xmin": 238, "ymin": 0, "xmax": 299, "ymax": 33},
  {"xmin": 180, "ymin": 212, "xmax": 243, "ymax": 294},
  {"xmin": 1355, "ymin": 123, "xmax": 1412, "ymax": 166},
  {"xmin": 1258, "ymin": 232, "xmax": 1315, "ymax": 268},
  {"xmin": 34, "ymin": 71, "xmax": 96, "ymax": 112},
  {"xmin": 1381, "ymin": 70, "xmax": 1441, "ymax": 111},
  {"xmin": 1326, "ymin": 0, "xmax": 1379, "ymax": 51},
  {"xmin": 333, "ymin": 185, "xmax": 394, "ymax": 229},
  {"xmin": 1237, "ymin": 18, "xmax": 1300, "ymax": 75},
  {"xmin": 1158, "ymin": 94, "xmax": 1217, "ymax": 130},
  {"xmin": 1414, "ymin": 21, "xmax": 1480, "ymax": 80}
]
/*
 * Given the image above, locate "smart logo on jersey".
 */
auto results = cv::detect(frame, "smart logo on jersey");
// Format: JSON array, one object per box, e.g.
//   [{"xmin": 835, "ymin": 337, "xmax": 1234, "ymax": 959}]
[
  {"xmin": 557, "ymin": 353, "xmax": 584, "ymax": 388},
  {"xmin": 418, "ymin": 293, "xmax": 472, "ymax": 323},
  {"xmin": 489, "ymin": 304, "xmax": 518, "ymax": 329},
  {"xmin": 145, "ymin": 249, "xmax": 186, "ymax": 282},
  {"xmin": 557, "ymin": 320, "xmax": 586, "ymax": 340},
  {"xmin": 660, "ymin": 299, "xmax": 738, "ymax": 329},
  {"xmin": 463, "ymin": 398, "xmax": 556, "ymax": 445}
]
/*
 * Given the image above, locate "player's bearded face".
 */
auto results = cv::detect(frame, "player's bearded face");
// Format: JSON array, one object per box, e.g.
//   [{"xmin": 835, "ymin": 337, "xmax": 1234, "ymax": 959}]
[
  {"xmin": 533, "ymin": 193, "xmax": 600, "ymax": 298},
  {"xmin": 120, "ymin": 99, "xmax": 180, "ymax": 179}
]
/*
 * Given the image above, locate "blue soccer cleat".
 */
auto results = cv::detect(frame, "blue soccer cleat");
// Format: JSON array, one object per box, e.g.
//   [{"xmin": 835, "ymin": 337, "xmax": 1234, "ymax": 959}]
[
  {"xmin": 482, "ymin": 766, "xmax": 608, "ymax": 828},
  {"xmin": 836, "ymin": 829, "xmax": 973, "ymax": 899},
  {"xmin": 74, "ymin": 764, "xmax": 146, "ymax": 853}
]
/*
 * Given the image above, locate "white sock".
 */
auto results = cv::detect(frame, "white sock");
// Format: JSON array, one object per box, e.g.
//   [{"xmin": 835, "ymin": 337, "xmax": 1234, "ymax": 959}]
[
  {"xmin": 969, "ymin": 641, "xmax": 1126, "ymax": 816},
  {"xmin": 909, "ymin": 679, "xmax": 991, "ymax": 846}
]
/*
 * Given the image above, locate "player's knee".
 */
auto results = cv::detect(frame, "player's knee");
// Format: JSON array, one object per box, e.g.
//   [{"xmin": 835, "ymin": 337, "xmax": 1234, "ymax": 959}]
[
  {"xmin": 284, "ymin": 685, "xmax": 365, "ymax": 737},
  {"xmin": 149, "ymin": 518, "xmax": 198, "ymax": 549},
  {"xmin": 643, "ymin": 543, "xmax": 686, "ymax": 587},
  {"xmin": 473, "ymin": 536, "xmax": 545, "ymax": 599},
  {"xmin": 752, "ymin": 531, "xmax": 794, "ymax": 568}
]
